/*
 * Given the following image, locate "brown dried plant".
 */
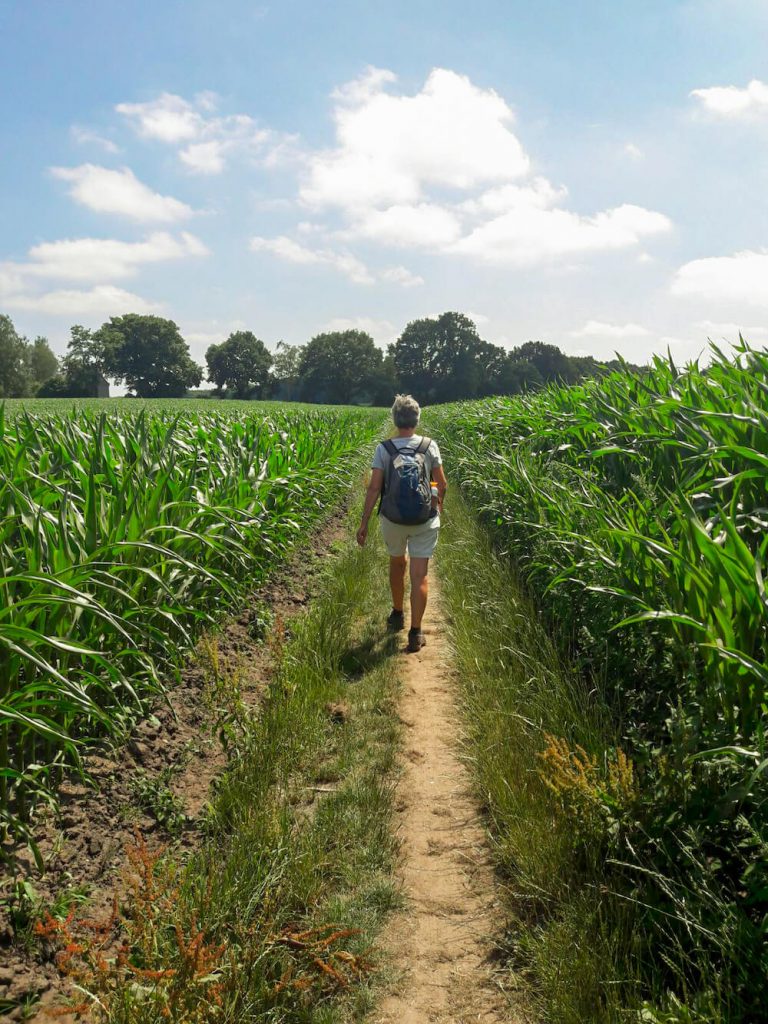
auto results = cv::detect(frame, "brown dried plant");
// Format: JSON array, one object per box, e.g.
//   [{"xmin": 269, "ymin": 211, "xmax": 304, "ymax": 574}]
[
  {"xmin": 267, "ymin": 613, "xmax": 287, "ymax": 669},
  {"xmin": 34, "ymin": 833, "xmax": 227, "ymax": 1022},
  {"xmin": 538, "ymin": 734, "xmax": 637, "ymax": 842},
  {"xmin": 270, "ymin": 924, "xmax": 371, "ymax": 996}
]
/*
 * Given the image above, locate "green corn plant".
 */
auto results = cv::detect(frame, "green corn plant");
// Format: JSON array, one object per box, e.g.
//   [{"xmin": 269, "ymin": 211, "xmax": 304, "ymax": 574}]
[
  {"xmin": 427, "ymin": 339, "xmax": 768, "ymax": 1021},
  {"xmin": 0, "ymin": 403, "xmax": 383, "ymax": 847}
]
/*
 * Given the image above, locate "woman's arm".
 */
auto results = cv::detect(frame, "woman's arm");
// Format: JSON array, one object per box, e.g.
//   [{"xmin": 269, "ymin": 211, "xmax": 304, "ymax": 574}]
[
  {"xmin": 433, "ymin": 464, "xmax": 447, "ymax": 515},
  {"xmin": 357, "ymin": 467, "xmax": 384, "ymax": 547}
]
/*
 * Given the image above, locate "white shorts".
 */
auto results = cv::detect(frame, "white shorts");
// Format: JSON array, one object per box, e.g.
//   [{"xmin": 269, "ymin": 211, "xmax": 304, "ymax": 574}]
[{"xmin": 378, "ymin": 514, "xmax": 440, "ymax": 559}]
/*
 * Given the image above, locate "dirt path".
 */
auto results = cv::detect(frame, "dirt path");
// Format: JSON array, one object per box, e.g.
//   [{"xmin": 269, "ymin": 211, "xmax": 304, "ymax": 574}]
[{"xmin": 372, "ymin": 576, "xmax": 525, "ymax": 1024}]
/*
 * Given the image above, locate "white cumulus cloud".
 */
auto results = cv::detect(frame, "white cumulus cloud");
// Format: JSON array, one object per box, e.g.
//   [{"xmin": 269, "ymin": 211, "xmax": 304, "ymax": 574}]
[
  {"xmin": 460, "ymin": 178, "xmax": 568, "ymax": 215},
  {"xmin": 671, "ymin": 250, "xmax": 768, "ymax": 306},
  {"xmin": 345, "ymin": 203, "xmax": 462, "ymax": 247},
  {"xmin": 17, "ymin": 232, "xmax": 208, "ymax": 281},
  {"xmin": 116, "ymin": 93, "xmax": 205, "ymax": 142},
  {"xmin": 179, "ymin": 140, "xmax": 229, "ymax": 175},
  {"xmin": 0, "ymin": 232, "xmax": 207, "ymax": 318},
  {"xmin": 691, "ymin": 79, "xmax": 768, "ymax": 118},
  {"xmin": 51, "ymin": 164, "xmax": 194, "ymax": 222},
  {"xmin": 3, "ymin": 285, "xmax": 159, "ymax": 316},
  {"xmin": 450, "ymin": 202, "xmax": 671, "ymax": 265},
  {"xmin": 302, "ymin": 66, "xmax": 530, "ymax": 211},
  {"xmin": 292, "ymin": 68, "xmax": 671, "ymax": 267}
]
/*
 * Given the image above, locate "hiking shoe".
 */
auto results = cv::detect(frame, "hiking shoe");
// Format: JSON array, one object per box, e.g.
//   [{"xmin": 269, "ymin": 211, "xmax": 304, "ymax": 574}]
[
  {"xmin": 387, "ymin": 608, "xmax": 405, "ymax": 632},
  {"xmin": 407, "ymin": 627, "xmax": 425, "ymax": 653}
]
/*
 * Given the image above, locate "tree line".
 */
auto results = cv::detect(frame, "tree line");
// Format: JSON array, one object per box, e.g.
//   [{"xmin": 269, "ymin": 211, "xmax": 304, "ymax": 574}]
[{"xmin": 0, "ymin": 310, "xmax": 642, "ymax": 403}]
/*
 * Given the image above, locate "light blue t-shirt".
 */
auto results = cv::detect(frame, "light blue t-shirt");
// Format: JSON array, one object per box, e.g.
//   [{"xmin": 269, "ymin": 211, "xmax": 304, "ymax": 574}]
[{"xmin": 371, "ymin": 435, "xmax": 443, "ymax": 479}]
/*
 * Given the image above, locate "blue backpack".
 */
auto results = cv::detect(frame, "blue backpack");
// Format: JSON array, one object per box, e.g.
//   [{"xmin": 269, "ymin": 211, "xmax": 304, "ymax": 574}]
[{"xmin": 379, "ymin": 437, "xmax": 433, "ymax": 525}]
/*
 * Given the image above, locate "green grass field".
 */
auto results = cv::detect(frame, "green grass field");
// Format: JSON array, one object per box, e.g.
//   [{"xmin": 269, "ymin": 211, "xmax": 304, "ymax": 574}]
[{"xmin": 1, "ymin": 397, "xmax": 385, "ymax": 418}]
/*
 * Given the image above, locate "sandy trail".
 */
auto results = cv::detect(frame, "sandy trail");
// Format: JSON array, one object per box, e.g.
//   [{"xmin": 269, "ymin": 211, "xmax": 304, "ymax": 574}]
[{"xmin": 372, "ymin": 575, "xmax": 524, "ymax": 1024}]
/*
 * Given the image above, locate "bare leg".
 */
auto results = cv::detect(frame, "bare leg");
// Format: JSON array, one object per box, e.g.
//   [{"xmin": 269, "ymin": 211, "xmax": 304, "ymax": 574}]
[
  {"xmin": 390, "ymin": 555, "xmax": 407, "ymax": 611},
  {"xmin": 409, "ymin": 557, "xmax": 429, "ymax": 629}
]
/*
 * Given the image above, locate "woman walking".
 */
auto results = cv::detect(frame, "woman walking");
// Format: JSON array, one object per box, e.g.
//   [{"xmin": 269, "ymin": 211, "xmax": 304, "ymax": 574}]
[{"xmin": 356, "ymin": 394, "xmax": 447, "ymax": 652}]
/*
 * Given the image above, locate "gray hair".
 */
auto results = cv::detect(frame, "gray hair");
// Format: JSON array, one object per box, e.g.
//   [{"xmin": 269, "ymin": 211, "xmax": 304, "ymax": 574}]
[{"xmin": 391, "ymin": 393, "xmax": 421, "ymax": 429}]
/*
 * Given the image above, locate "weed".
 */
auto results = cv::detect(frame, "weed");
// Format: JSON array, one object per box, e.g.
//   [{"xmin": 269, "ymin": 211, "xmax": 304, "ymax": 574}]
[{"xmin": 130, "ymin": 767, "xmax": 187, "ymax": 836}]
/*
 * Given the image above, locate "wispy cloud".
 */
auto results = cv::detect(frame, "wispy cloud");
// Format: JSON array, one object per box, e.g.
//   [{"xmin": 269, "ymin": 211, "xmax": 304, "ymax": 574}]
[
  {"xmin": 116, "ymin": 91, "xmax": 295, "ymax": 174},
  {"xmin": 249, "ymin": 235, "xmax": 375, "ymax": 284},
  {"xmin": 250, "ymin": 235, "xmax": 425, "ymax": 288},
  {"xmin": 71, "ymin": 126, "xmax": 121, "ymax": 154},
  {"xmin": 570, "ymin": 320, "xmax": 652, "ymax": 339},
  {"xmin": 380, "ymin": 265, "xmax": 423, "ymax": 287},
  {"xmin": 320, "ymin": 316, "xmax": 398, "ymax": 345}
]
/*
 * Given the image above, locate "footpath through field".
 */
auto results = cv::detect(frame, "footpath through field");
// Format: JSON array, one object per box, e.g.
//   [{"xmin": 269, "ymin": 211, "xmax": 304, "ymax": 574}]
[{"xmin": 373, "ymin": 575, "xmax": 525, "ymax": 1024}]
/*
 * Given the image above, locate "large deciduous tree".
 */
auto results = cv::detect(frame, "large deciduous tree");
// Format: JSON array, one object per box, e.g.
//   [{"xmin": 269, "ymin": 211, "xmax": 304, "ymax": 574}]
[
  {"xmin": 205, "ymin": 331, "xmax": 273, "ymax": 398},
  {"xmin": 96, "ymin": 315, "xmax": 202, "ymax": 397},
  {"xmin": 39, "ymin": 325, "xmax": 109, "ymax": 397},
  {"xmin": 0, "ymin": 317, "xmax": 58, "ymax": 396},
  {"xmin": 298, "ymin": 330, "xmax": 385, "ymax": 405},
  {"xmin": 0, "ymin": 314, "xmax": 32, "ymax": 397},
  {"xmin": 392, "ymin": 312, "xmax": 490, "ymax": 403}
]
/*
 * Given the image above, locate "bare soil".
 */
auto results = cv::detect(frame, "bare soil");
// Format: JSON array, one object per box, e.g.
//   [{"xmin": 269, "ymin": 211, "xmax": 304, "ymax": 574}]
[
  {"xmin": 0, "ymin": 505, "xmax": 350, "ymax": 1022},
  {"xmin": 372, "ymin": 575, "xmax": 526, "ymax": 1024}
]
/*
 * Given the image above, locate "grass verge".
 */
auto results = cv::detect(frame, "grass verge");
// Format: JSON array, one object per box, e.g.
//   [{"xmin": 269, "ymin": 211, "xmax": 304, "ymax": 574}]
[
  {"xmin": 37, "ymin": 494, "xmax": 401, "ymax": 1023},
  {"xmin": 435, "ymin": 487, "xmax": 639, "ymax": 1024}
]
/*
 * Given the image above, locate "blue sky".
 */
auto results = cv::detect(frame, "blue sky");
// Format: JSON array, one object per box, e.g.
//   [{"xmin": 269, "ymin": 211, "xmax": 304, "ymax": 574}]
[{"xmin": 2, "ymin": 0, "xmax": 767, "ymax": 371}]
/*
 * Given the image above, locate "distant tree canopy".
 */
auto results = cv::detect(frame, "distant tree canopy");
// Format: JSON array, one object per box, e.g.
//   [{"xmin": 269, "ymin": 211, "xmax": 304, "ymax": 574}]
[
  {"xmin": 0, "ymin": 314, "xmax": 60, "ymax": 397},
  {"xmin": 272, "ymin": 341, "xmax": 304, "ymax": 381},
  {"xmin": 389, "ymin": 314, "xmax": 642, "ymax": 404},
  {"xmin": 393, "ymin": 312, "xmax": 489, "ymax": 403},
  {"xmin": 0, "ymin": 308, "xmax": 648, "ymax": 406},
  {"xmin": 96, "ymin": 315, "xmax": 202, "ymax": 397},
  {"xmin": 205, "ymin": 331, "xmax": 273, "ymax": 398},
  {"xmin": 298, "ymin": 330, "xmax": 393, "ymax": 405},
  {"xmin": 38, "ymin": 325, "xmax": 112, "ymax": 398},
  {"xmin": 271, "ymin": 341, "xmax": 305, "ymax": 402}
]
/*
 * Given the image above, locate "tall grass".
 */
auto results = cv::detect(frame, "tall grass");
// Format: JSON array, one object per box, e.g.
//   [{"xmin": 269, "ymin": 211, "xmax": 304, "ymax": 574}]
[
  {"xmin": 434, "ymin": 489, "xmax": 632, "ymax": 1023},
  {"xmin": 429, "ymin": 341, "xmax": 768, "ymax": 1021},
  {"xmin": 0, "ymin": 403, "xmax": 382, "ymax": 850}
]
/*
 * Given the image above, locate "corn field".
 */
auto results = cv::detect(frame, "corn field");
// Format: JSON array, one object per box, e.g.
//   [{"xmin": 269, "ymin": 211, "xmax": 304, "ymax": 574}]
[
  {"xmin": 0, "ymin": 402, "xmax": 382, "ymax": 850},
  {"xmin": 429, "ymin": 340, "xmax": 768, "ymax": 1021}
]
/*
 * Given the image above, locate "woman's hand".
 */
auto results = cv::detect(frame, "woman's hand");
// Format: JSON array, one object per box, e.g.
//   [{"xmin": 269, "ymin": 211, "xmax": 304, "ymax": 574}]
[{"xmin": 356, "ymin": 524, "xmax": 368, "ymax": 547}]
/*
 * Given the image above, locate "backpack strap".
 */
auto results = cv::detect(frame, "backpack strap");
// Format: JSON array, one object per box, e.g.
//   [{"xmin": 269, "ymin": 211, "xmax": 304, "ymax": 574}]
[
  {"xmin": 416, "ymin": 436, "xmax": 431, "ymax": 455},
  {"xmin": 378, "ymin": 440, "xmax": 397, "ymax": 513}
]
